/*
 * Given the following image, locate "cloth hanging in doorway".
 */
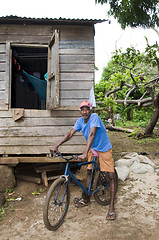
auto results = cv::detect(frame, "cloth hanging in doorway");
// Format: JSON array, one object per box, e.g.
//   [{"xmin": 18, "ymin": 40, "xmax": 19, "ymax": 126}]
[{"xmin": 23, "ymin": 70, "xmax": 47, "ymax": 102}]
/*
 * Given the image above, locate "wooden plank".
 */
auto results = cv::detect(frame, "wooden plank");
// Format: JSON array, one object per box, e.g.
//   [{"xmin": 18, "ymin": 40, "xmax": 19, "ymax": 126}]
[
  {"xmin": 59, "ymin": 55, "xmax": 94, "ymax": 64},
  {"xmin": 0, "ymin": 62, "xmax": 5, "ymax": 71},
  {"xmin": 47, "ymin": 42, "xmax": 51, "ymax": 109},
  {"xmin": 0, "ymin": 91, "xmax": 5, "ymax": 99},
  {"xmin": 0, "ymin": 117, "xmax": 77, "ymax": 127},
  {"xmin": 0, "ymin": 157, "xmax": 19, "ymax": 165},
  {"xmin": 60, "ymin": 63, "xmax": 94, "ymax": 72},
  {"xmin": 60, "ymin": 99, "xmax": 88, "ymax": 107},
  {"xmin": 0, "ymin": 109, "xmax": 80, "ymax": 118},
  {"xmin": 59, "ymin": 48, "xmax": 94, "ymax": 55},
  {"xmin": 54, "ymin": 30, "xmax": 59, "ymax": 107},
  {"xmin": 41, "ymin": 172, "xmax": 48, "ymax": 186},
  {"xmin": 0, "ymin": 54, "xmax": 6, "ymax": 61},
  {"xmin": 0, "ymin": 116, "xmax": 79, "ymax": 127},
  {"xmin": 0, "ymin": 72, "xmax": 6, "ymax": 80},
  {"xmin": 60, "ymin": 72, "xmax": 93, "ymax": 81},
  {"xmin": 60, "ymin": 81, "xmax": 92, "ymax": 90},
  {"xmin": 50, "ymin": 110, "xmax": 80, "ymax": 117},
  {"xmin": 0, "ymin": 145, "xmax": 85, "ymax": 154},
  {"xmin": 60, "ymin": 90, "xmax": 90, "ymax": 99},
  {"xmin": 60, "ymin": 26, "xmax": 93, "ymax": 41},
  {"xmin": 0, "ymin": 104, "xmax": 8, "ymax": 111},
  {"xmin": 0, "ymin": 156, "xmax": 76, "ymax": 164},
  {"xmin": 5, "ymin": 41, "xmax": 10, "ymax": 105},
  {"xmin": 48, "ymin": 31, "xmax": 55, "ymax": 48},
  {"xmin": 47, "ymin": 29, "xmax": 59, "ymax": 109},
  {"xmin": 11, "ymin": 43, "xmax": 48, "ymax": 48},
  {"xmin": 0, "ymin": 35, "xmax": 51, "ymax": 44},
  {"xmin": 0, "ymin": 44, "xmax": 6, "ymax": 52},
  {"xmin": 0, "ymin": 25, "xmax": 53, "ymax": 36},
  {"xmin": 0, "ymin": 80, "xmax": 5, "ymax": 90},
  {"xmin": 59, "ymin": 41, "xmax": 94, "ymax": 49},
  {"xmin": 17, "ymin": 157, "xmax": 68, "ymax": 163},
  {"xmin": 0, "ymin": 126, "xmax": 82, "ymax": 137},
  {"xmin": 0, "ymin": 136, "xmax": 85, "ymax": 146}
]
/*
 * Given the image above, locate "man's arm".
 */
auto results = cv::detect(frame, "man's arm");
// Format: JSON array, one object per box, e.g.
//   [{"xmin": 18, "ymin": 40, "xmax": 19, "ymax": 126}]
[
  {"xmin": 50, "ymin": 128, "xmax": 76, "ymax": 153},
  {"xmin": 78, "ymin": 127, "xmax": 97, "ymax": 161}
]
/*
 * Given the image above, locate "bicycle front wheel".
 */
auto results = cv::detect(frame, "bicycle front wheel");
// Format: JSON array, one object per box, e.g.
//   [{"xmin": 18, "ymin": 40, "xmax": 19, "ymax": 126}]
[
  {"xmin": 93, "ymin": 169, "xmax": 118, "ymax": 206},
  {"xmin": 43, "ymin": 177, "xmax": 70, "ymax": 231}
]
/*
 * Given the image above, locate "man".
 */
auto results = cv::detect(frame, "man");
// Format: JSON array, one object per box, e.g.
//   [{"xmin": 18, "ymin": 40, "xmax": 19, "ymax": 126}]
[{"xmin": 50, "ymin": 100, "xmax": 116, "ymax": 220}]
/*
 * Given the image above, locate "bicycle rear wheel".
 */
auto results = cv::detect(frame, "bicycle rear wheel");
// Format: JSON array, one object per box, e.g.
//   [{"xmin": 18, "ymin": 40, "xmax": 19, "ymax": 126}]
[
  {"xmin": 43, "ymin": 177, "xmax": 70, "ymax": 231},
  {"xmin": 93, "ymin": 169, "xmax": 118, "ymax": 206}
]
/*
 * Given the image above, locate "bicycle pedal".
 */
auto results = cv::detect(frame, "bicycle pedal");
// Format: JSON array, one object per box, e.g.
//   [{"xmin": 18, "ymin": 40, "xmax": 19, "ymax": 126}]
[{"xmin": 73, "ymin": 197, "xmax": 82, "ymax": 204}]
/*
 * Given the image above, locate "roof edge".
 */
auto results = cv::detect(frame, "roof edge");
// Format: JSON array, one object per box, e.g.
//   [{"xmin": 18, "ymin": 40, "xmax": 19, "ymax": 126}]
[{"xmin": 0, "ymin": 15, "xmax": 107, "ymax": 25}]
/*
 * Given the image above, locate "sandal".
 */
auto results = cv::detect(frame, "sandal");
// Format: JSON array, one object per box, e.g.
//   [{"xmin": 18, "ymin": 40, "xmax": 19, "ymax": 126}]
[
  {"xmin": 106, "ymin": 211, "xmax": 116, "ymax": 220},
  {"xmin": 74, "ymin": 197, "xmax": 90, "ymax": 208}
]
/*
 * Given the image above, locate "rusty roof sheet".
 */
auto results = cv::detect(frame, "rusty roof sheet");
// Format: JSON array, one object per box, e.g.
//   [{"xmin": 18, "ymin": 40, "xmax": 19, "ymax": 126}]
[{"xmin": 0, "ymin": 15, "xmax": 106, "ymax": 25}]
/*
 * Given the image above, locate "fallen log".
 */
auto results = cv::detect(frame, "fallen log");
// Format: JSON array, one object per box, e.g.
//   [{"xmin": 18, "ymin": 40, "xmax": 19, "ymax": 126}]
[
  {"xmin": 16, "ymin": 174, "xmax": 41, "ymax": 184},
  {"xmin": 106, "ymin": 125, "xmax": 134, "ymax": 133}
]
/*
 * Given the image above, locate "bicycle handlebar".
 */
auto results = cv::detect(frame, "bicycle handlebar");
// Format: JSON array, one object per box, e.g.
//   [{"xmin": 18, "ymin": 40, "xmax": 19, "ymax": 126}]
[{"xmin": 50, "ymin": 151, "xmax": 78, "ymax": 161}]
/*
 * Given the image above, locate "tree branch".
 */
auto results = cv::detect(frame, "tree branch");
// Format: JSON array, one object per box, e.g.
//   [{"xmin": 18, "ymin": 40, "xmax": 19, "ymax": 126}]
[
  {"xmin": 124, "ymin": 86, "xmax": 137, "ymax": 106},
  {"xmin": 116, "ymin": 97, "xmax": 152, "ymax": 105},
  {"xmin": 106, "ymin": 81, "xmax": 133, "ymax": 97},
  {"xmin": 144, "ymin": 76, "xmax": 159, "ymax": 86}
]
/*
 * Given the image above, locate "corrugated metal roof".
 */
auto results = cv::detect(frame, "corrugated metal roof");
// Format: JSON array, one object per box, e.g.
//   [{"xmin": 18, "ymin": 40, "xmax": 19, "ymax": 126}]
[{"xmin": 0, "ymin": 15, "xmax": 106, "ymax": 25}]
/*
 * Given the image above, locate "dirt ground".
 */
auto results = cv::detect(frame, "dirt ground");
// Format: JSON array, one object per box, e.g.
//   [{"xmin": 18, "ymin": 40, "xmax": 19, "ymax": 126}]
[{"xmin": 0, "ymin": 132, "xmax": 159, "ymax": 240}]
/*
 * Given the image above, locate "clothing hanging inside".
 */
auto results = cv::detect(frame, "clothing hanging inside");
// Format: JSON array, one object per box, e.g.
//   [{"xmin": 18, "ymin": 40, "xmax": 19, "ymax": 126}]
[{"xmin": 23, "ymin": 70, "xmax": 47, "ymax": 102}]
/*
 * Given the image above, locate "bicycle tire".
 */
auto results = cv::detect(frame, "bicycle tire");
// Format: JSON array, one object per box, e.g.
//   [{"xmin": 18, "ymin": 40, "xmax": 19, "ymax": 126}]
[
  {"xmin": 93, "ymin": 169, "xmax": 118, "ymax": 206},
  {"xmin": 43, "ymin": 177, "xmax": 70, "ymax": 231}
]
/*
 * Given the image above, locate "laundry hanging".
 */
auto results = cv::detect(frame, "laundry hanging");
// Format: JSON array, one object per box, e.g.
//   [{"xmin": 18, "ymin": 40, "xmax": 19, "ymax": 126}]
[{"xmin": 23, "ymin": 70, "xmax": 47, "ymax": 102}]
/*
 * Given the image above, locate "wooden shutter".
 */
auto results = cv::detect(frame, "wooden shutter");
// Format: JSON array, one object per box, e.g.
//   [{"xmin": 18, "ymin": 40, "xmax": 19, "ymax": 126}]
[{"xmin": 47, "ymin": 30, "xmax": 59, "ymax": 109}]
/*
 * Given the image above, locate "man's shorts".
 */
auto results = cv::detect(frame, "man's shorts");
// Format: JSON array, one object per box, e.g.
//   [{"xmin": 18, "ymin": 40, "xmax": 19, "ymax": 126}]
[{"xmin": 87, "ymin": 148, "xmax": 114, "ymax": 172}]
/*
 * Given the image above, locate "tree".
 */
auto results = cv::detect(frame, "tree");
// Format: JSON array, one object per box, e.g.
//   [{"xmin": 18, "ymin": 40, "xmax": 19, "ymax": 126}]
[
  {"xmin": 95, "ymin": 43, "xmax": 159, "ymax": 136},
  {"xmin": 95, "ymin": 0, "xmax": 159, "ymax": 29}
]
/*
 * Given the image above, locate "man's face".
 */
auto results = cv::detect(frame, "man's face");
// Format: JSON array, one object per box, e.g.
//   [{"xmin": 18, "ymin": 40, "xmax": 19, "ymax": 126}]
[{"xmin": 80, "ymin": 106, "xmax": 91, "ymax": 122}]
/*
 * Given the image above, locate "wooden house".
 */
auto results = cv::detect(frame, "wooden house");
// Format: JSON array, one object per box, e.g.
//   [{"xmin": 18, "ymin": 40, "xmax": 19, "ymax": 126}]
[{"xmin": 0, "ymin": 16, "xmax": 105, "ymax": 165}]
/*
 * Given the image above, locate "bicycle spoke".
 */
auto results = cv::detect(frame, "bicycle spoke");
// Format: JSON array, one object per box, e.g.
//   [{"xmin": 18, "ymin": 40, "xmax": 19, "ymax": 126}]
[{"xmin": 43, "ymin": 178, "xmax": 70, "ymax": 231}]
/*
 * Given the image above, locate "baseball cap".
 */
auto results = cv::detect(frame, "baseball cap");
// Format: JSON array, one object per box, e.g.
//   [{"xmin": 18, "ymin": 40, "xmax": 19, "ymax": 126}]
[{"xmin": 79, "ymin": 100, "xmax": 92, "ymax": 110}]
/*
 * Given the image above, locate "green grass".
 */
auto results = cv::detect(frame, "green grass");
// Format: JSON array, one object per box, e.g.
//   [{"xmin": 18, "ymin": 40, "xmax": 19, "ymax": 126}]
[
  {"xmin": 0, "ymin": 205, "xmax": 14, "ymax": 221},
  {"xmin": 115, "ymin": 120, "xmax": 148, "ymax": 128},
  {"xmin": 5, "ymin": 187, "xmax": 17, "ymax": 194},
  {"xmin": 137, "ymin": 137, "xmax": 159, "ymax": 145}
]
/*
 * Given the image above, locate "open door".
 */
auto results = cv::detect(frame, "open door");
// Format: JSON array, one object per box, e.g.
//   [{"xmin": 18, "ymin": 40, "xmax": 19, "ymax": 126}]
[{"xmin": 47, "ymin": 29, "xmax": 59, "ymax": 109}]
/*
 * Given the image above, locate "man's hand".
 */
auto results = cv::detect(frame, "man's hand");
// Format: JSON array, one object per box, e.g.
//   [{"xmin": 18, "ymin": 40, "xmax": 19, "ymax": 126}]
[
  {"xmin": 77, "ymin": 153, "xmax": 87, "ymax": 162},
  {"xmin": 50, "ymin": 146, "xmax": 58, "ymax": 153}
]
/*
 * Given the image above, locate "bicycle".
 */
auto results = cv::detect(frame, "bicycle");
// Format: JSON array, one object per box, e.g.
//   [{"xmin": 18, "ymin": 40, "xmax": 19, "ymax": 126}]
[{"xmin": 43, "ymin": 149, "xmax": 118, "ymax": 231}]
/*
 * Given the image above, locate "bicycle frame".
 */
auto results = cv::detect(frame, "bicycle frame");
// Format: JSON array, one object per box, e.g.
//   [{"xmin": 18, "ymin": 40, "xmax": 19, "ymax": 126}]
[{"xmin": 62, "ymin": 156, "xmax": 100, "ymax": 197}]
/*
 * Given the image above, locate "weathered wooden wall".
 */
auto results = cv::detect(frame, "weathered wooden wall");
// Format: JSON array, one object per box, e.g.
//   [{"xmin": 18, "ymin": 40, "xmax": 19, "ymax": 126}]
[
  {"xmin": 0, "ymin": 23, "xmax": 93, "ymax": 157},
  {"xmin": 59, "ymin": 26, "xmax": 94, "ymax": 106},
  {"xmin": 0, "ymin": 109, "xmax": 86, "ymax": 156},
  {"xmin": 0, "ymin": 24, "xmax": 94, "ymax": 107},
  {"xmin": 0, "ymin": 43, "xmax": 9, "ymax": 111}
]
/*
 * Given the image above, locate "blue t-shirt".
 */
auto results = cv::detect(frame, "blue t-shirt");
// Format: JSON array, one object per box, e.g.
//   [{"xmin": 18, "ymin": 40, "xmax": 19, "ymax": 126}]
[{"xmin": 73, "ymin": 113, "xmax": 112, "ymax": 152}]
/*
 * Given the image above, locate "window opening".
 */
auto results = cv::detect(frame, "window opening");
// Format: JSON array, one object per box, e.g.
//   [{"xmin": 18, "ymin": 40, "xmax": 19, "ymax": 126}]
[{"xmin": 11, "ymin": 46, "xmax": 48, "ymax": 109}]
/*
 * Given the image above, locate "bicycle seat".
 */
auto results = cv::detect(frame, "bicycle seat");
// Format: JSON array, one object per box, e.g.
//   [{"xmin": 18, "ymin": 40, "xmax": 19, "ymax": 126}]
[{"xmin": 91, "ymin": 149, "xmax": 99, "ymax": 157}]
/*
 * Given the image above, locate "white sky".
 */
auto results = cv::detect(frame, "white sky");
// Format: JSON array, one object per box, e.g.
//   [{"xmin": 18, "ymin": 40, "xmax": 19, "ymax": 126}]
[{"xmin": 1, "ymin": 0, "xmax": 158, "ymax": 82}]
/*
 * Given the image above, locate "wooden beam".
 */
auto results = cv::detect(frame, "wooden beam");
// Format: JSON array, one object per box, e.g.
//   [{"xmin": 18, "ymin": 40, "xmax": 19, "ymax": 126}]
[
  {"xmin": 0, "ymin": 157, "xmax": 19, "ymax": 165},
  {"xmin": 0, "ymin": 156, "xmax": 78, "ymax": 165}
]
